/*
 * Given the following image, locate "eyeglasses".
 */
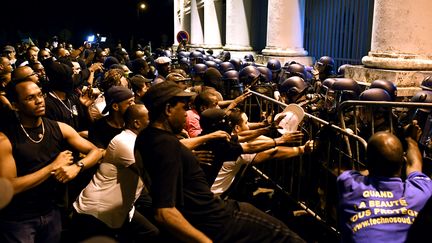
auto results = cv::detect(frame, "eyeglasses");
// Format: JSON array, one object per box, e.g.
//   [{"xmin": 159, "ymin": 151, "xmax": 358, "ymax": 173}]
[{"xmin": 23, "ymin": 92, "xmax": 46, "ymax": 103}]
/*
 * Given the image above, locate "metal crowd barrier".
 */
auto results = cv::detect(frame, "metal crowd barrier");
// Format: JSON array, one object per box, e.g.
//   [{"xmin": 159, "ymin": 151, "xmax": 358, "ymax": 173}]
[
  {"xmin": 337, "ymin": 100, "xmax": 432, "ymax": 167},
  {"xmin": 239, "ymin": 91, "xmax": 432, "ymax": 238},
  {"xmin": 238, "ymin": 90, "xmax": 373, "ymax": 237}
]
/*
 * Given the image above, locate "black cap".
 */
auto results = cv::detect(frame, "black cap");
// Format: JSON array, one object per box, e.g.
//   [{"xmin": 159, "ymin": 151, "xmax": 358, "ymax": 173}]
[
  {"xmin": 102, "ymin": 86, "xmax": 134, "ymax": 114},
  {"xmin": 142, "ymin": 81, "xmax": 194, "ymax": 112},
  {"xmin": 200, "ymin": 108, "xmax": 231, "ymax": 134}
]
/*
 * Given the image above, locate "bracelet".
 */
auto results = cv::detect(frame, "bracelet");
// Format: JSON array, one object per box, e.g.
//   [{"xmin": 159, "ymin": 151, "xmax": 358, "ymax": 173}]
[{"xmin": 273, "ymin": 138, "xmax": 277, "ymax": 148}]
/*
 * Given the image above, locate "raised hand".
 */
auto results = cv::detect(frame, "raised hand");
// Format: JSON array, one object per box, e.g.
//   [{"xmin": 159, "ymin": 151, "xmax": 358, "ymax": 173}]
[
  {"xmin": 404, "ymin": 120, "xmax": 422, "ymax": 142},
  {"xmin": 279, "ymin": 131, "xmax": 303, "ymax": 144},
  {"xmin": 79, "ymin": 87, "xmax": 97, "ymax": 107}
]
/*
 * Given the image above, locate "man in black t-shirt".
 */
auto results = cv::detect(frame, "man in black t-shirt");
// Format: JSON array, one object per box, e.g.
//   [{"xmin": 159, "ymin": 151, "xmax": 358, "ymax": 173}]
[{"xmin": 135, "ymin": 81, "xmax": 305, "ymax": 243}]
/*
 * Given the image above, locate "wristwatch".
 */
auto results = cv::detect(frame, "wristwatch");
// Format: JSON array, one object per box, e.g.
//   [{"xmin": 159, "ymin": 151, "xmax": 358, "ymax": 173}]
[{"xmin": 76, "ymin": 161, "xmax": 85, "ymax": 172}]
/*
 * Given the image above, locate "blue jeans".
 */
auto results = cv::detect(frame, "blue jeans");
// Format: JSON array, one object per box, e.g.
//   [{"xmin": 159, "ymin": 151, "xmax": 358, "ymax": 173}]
[{"xmin": 0, "ymin": 208, "xmax": 62, "ymax": 243}]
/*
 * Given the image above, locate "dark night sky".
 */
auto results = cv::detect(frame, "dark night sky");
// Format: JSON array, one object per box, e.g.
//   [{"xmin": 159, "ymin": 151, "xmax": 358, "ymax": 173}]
[{"xmin": 1, "ymin": 0, "xmax": 174, "ymax": 50}]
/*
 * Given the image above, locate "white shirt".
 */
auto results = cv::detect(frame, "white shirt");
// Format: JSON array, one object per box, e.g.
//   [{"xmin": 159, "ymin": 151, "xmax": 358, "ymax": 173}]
[
  {"xmin": 88, "ymin": 93, "xmax": 107, "ymax": 121},
  {"xmin": 211, "ymin": 153, "xmax": 256, "ymax": 197},
  {"xmin": 74, "ymin": 129, "xmax": 144, "ymax": 228}
]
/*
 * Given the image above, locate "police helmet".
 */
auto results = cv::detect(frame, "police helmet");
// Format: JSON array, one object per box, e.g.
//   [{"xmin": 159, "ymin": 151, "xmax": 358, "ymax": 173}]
[
  {"xmin": 359, "ymin": 88, "xmax": 392, "ymax": 101},
  {"xmin": 239, "ymin": 66, "xmax": 261, "ymax": 86},
  {"xmin": 213, "ymin": 58, "xmax": 223, "ymax": 65},
  {"xmin": 420, "ymin": 76, "xmax": 432, "ymax": 91},
  {"xmin": 411, "ymin": 90, "xmax": 432, "ymax": 103},
  {"xmin": 219, "ymin": 62, "xmax": 235, "ymax": 74},
  {"xmin": 317, "ymin": 56, "xmax": 335, "ymax": 75},
  {"xmin": 257, "ymin": 66, "xmax": 272, "ymax": 83},
  {"xmin": 196, "ymin": 48, "xmax": 205, "ymax": 55},
  {"xmin": 204, "ymin": 55, "xmax": 214, "ymax": 61},
  {"xmin": 317, "ymin": 56, "xmax": 335, "ymax": 67},
  {"xmin": 267, "ymin": 59, "xmax": 281, "ymax": 73},
  {"xmin": 191, "ymin": 63, "xmax": 208, "ymax": 76},
  {"xmin": 370, "ymin": 79, "xmax": 397, "ymax": 101},
  {"xmin": 218, "ymin": 51, "xmax": 231, "ymax": 62},
  {"xmin": 240, "ymin": 61, "xmax": 255, "ymax": 70},
  {"xmin": 162, "ymin": 50, "xmax": 172, "ymax": 58},
  {"xmin": 332, "ymin": 78, "xmax": 360, "ymax": 102},
  {"xmin": 411, "ymin": 90, "xmax": 432, "ymax": 113},
  {"xmin": 223, "ymin": 70, "xmax": 240, "ymax": 81},
  {"xmin": 190, "ymin": 51, "xmax": 204, "ymax": 63},
  {"xmin": 279, "ymin": 76, "xmax": 309, "ymax": 97},
  {"xmin": 286, "ymin": 63, "xmax": 306, "ymax": 79},
  {"xmin": 244, "ymin": 54, "xmax": 255, "ymax": 62},
  {"xmin": 229, "ymin": 58, "xmax": 243, "ymax": 71},
  {"xmin": 177, "ymin": 51, "xmax": 190, "ymax": 59},
  {"xmin": 205, "ymin": 60, "xmax": 218, "ymax": 70}
]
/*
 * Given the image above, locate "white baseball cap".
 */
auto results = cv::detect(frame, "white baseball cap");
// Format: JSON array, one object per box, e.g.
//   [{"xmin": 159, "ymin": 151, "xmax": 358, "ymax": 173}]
[{"xmin": 276, "ymin": 104, "xmax": 305, "ymax": 134}]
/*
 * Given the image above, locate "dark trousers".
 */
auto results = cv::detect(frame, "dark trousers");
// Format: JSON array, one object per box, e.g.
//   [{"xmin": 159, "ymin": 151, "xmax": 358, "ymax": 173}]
[
  {"xmin": 69, "ymin": 209, "xmax": 159, "ymax": 243},
  {"xmin": 0, "ymin": 208, "xmax": 62, "ymax": 243},
  {"xmin": 215, "ymin": 200, "xmax": 306, "ymax": 243}
]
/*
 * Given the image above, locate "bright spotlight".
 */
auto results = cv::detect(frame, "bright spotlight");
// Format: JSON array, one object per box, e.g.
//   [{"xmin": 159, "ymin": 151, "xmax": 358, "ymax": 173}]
[{"xmin": 87, "ymin": 35, "xmax": 95, "ymax": 42}]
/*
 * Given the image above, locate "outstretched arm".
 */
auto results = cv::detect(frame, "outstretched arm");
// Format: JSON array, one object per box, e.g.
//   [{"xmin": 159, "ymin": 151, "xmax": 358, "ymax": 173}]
[
  {"xmin": 180, "ymin": 130, "xmax": 231, "ymax": 150},
  {"xmin": 237, "ymin": 126, "xmax": 270, "ymax": 143},
  {"xmin": 241, "ymin": 131, "xmax": 303, "ymax": 154},
  {"xmin": 253, "ymin": 140, "xmax": 314, "ymax": 164}
]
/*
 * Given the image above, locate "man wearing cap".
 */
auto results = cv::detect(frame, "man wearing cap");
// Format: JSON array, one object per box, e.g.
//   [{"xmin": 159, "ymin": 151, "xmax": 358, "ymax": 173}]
[
  {"xmin": 2, "ymin": 45, "xmax": 17, "ymax": 70},
  {"xmin": 152, "ymin": 56, "xmax": 171, "ymax": 85},
  {"xmin": 130, "ymin": 75, "xmax": 152, "ymax": 103},
  {"xmin": 135, "ymin": 81, "xmax": 305, "ymax": 242},
  {"xmin": 166, "ymin": 72, "xmax": 190, "ymax": 91},
  {"xmin": 88, "ymin": 86, "xmax": 135, "ymax": 149}
]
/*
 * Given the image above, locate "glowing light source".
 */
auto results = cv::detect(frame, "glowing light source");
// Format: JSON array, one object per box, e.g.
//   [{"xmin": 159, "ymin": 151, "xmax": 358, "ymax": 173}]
[
  {"xmin": 139, "ymin": 3, "xmax": 146, "ymax": 10},
  {"xmin": 87, "ymin": 35, "xmax": 95, "ymax": 42}
]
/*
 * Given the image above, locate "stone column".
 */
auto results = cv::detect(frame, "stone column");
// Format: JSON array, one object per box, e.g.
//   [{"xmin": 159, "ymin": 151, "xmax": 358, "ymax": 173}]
[
  {"xmin": 190, "ymin": 0, "xmax": 204, "ymax": 47},
  {"xmin": 261, "ymin": 0, "xmax": 308, "ymax": 57},
  {"xmin": 223, "ymin": 0, "xmax": 253, "ymax": 51},
  {"xmin": 362, "ymin": 0, "xmax": 432, "ymax": 70},
  {"xmin": 173, "ymin": 0, "xmax": 183, "ymax": 45},
  {"xmin": 345, "ymin": 0, "xmax": 432, "ymax": 97},
  {"xmin": 203, "ymin": 0, "xmax": 223, "ymax": 49}
]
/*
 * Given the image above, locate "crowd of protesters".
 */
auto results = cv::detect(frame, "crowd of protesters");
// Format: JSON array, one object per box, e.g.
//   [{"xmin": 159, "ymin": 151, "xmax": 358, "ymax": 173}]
[{"xmin": 0, "ymin": 37, "xmax": 432, "ymax": 243}]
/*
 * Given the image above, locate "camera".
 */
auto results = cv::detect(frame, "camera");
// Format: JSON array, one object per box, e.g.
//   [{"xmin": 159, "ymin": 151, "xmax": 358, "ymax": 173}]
[{"xmin": 86, "ymin": 34, "xmax": 107, "ymax": 50}]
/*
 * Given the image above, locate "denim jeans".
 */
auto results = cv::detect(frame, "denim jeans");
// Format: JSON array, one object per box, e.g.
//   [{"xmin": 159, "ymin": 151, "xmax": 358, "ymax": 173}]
[{"xmin": 0, "ymin": 208, "xmax": 62, "ymax": 243}]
